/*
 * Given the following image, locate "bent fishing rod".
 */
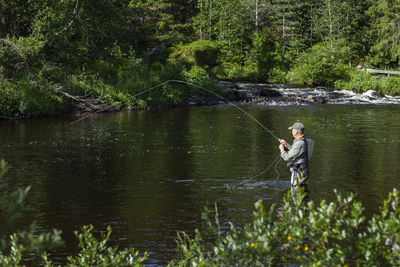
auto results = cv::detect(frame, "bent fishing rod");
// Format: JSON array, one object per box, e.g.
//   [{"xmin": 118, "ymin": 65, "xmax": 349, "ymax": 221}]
[{"xmin": 70, "ymin": 80, "xmax": 280, "ymax": 142}]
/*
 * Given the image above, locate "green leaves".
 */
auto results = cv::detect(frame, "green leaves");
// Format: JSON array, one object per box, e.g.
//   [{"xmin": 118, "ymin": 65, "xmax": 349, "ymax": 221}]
[
  {"xmin": 0, "ymin": 160, "xmax": 63, "ymax": 265},
  {"xmin": 367, "ymin": 0, "xmax": 400, "ymax": 67},
  {"xmin": 66, "ymin": 225, "xmax": 147, "ymax": 267},
  {"xmin": 172, "ymin": 188, "xmax": 400, "ymax": 266},
  {"xmin": 290, "ymin": 40, "xmax": 351, "ymax": 86}
]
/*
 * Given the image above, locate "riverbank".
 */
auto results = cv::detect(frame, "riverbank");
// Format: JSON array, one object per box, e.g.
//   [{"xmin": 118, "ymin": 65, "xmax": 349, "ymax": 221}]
[{"xmin": 3, "ymin": 75, "xmax": 400, "ymax": 121}]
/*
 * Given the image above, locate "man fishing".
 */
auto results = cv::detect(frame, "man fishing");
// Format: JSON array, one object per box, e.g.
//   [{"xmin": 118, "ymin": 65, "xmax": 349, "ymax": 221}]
[{"xmin": 278, "ymin": 122, "xmax": 314, "ymax": 187}]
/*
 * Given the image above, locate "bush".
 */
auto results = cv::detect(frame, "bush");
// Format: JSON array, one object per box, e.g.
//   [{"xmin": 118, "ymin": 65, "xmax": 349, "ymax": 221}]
[
  {"xmin": 168, "ymin": 40, "xmax": 220, "ymax": 68},
  {"xmin": 0, "ymin": 160, "xmax": 63, "ymax": 265},
  {"xmin": 0, "ymin": 79, "xmax": 65, "ymax": 118},
  {"xmin": 170, "ymin": 188, "xmax": 400, "ymax": 266},
  {"xmin": 0, "ymin": 36, "xmax": 45, "ymax": 79},
  {"xmin": 335, "ymin": 70, "xmax": 400, "ymax": 96},
  {"xmin": 0, "ymin": 81, "xmax": 23, "ymax": 117},
  {"xmin": 213, "ymin": 62, "xmax": 263, "ymax": 82},
  {"xmin": 250, "ymin": 32, "xmax": 281, "ymax": 76},
  {"xmin": 268, "ymin": 67, "xmax": 289, "ymax": 84},
  {"xmin": 180, "ymin": 65, "xmax": 220, "ymax": 98},
  {"xmin": 182, "ymin": 65, "xmax": 214, "ymax": 88},
  {"xmin": 63, "ymin": 225, "xmax": 147, "ymax": 267},
  {"xmin": 290, "ymin": 40, "xmax": 352, "ymax": 87}
]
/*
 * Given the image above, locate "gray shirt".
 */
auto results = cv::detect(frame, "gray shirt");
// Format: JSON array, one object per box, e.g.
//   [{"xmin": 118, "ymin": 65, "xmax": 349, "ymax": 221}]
[
  {"xmin": 281, "ymin": 138, "xmax": 312, "ymax": 172},
  {"xmin": 280, "ymin": 137, "xmax": 307, "ymax": 163}
]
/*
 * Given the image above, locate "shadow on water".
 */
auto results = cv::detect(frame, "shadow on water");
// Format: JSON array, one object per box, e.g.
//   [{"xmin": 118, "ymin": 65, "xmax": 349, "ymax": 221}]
[{"xmin": 1, "ymin": 103, "xmax": 400, "ymax": 265}]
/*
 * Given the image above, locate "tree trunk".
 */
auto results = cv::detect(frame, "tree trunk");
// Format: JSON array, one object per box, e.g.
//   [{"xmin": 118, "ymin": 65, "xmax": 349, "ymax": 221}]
[
  {"xmin": 282, "ymin": 8, "xmax": 286, "ymax": 65},
  {"xmin": 255, "ymin": 0, "xmax": 259, "ymax": 32},
  {"xmin": 328, "ymin": 0, "xmax": 333, "ymax": 53}
]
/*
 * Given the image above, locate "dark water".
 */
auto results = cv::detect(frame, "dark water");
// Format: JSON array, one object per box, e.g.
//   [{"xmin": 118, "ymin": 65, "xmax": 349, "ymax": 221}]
[{"xmin": 1, "ymin": 104, "xmax": 400, "ymax": 265}]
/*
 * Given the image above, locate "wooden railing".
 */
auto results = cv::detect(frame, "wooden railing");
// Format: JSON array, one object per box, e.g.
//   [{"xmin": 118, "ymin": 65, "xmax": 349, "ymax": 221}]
[{"xmin": 366, "ymin": 68, "xmax": 400, "ymax": 76}]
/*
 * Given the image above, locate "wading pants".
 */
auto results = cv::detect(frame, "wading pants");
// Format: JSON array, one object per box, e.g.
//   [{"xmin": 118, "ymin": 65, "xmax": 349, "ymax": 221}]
[{"xmin": 290, "ymin": 168, "xmax": 308, "ymax": 187}]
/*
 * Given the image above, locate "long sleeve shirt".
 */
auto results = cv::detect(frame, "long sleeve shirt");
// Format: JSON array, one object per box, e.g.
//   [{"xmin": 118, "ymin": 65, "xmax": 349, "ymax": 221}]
[{"xmin": 280, "ymin": 137, "xmax": 307, "ymax": 163}]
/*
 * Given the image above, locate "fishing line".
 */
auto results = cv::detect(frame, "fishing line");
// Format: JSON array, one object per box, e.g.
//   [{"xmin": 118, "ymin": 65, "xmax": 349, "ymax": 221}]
[
  {"xmin": 69, "ymin": 79, "xmax": 283, "ymax": 186},
  {"xmin": 69, "ymin": 80, "xmax": 280, "ymax": 141},
  {"xmin": 225, "ymin": 153, "xmax": 282, "ymax": 191}
]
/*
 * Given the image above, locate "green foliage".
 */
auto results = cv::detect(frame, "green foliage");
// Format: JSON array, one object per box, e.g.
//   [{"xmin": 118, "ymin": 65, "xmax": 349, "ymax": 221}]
[
  {"xmin": 170, "ymin": 188, "xmax": 400, "ymax": 266},
  {"xmin": 168, "ymin": 40, "xmax": 220, "ymax": 68},
  {"xmin": 335, "ymin": 71, "xmax": 400, "ymax": 96},
  {"xmin": 361, "ymin": 189, "xmax": 400, "ymax": 265},
  {"xmin": 0, "ymin": 82, "xmax": 23, "ymax": 118},
  {"xmin": 290, "ymin": 40, "xmax": 351, "ymax": 86},
  {"xmin": 367, "ymin": 0, "xmax": 400, "ymax": 67},
  {"xmin": 250, "ymin": 32, "xmax": 280, "ymax": 75},
  {"xmin": 268, "ymin": 67, "xmax": 289, "ymax": 83},
  {"xmin": 0, "ymin": 160, "xmax": 63, "ymax": 265},
  {"xmin": 0, "ymin": 79, "xmax": 65, "ymax": 118},
  {"xmin": 193, "ymin": 0, "xmax": 253, "ymax": 62},
  {"xmin": 64, "ymin": 225, "xmax": 147, "ymax": 267},
  {"xmin": 67, "ymin": 75, "xmax": 136, "ymax": 109},
  {"xmin": 0, "ymin": 0, "xmax": 399, "ymax": 116},
  {"xmin": 0, "ymin": 36, "xmax": 45, "ymax": 78},
  {"xmin": 182, "ymin": 66, "xmax": 211, "ymax": 86},
  {"xmin": 213, "ymin": 62, "xmax": 260, "ymax": 82}
]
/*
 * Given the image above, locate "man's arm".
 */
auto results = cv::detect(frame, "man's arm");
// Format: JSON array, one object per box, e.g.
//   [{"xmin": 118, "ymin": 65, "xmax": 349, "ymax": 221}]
[{"xmin": 280, "ymin": 141, "xmax": 302, "ymax": 162}]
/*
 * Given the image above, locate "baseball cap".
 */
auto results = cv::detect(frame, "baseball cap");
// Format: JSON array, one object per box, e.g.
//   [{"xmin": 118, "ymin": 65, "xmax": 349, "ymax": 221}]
[{"xmin": 288, "ymin": 122, "xmax": 305, "ymax": 132}]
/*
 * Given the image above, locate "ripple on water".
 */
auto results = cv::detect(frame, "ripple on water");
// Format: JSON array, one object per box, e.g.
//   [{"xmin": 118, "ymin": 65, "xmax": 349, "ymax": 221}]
[{"xmin": 234, "ymin": 180, "xmax": 289, "ymax": 191}]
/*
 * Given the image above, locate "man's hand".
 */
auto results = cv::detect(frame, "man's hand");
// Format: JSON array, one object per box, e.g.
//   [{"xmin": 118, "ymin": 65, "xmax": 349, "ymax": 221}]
[
  {"xmin": 278, "ymin": 138, "xmax": 288, "ymax": 148},
  {"xmin": 279, "ymin": 144, "xmax": 285, "ymax": 150}
]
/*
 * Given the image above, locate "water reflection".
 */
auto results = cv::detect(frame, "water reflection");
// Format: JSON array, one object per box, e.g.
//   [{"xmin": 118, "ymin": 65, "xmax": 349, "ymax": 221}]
[{"xmin": 1, "ymin": 104, "xmax": 400, "ymax": 264}]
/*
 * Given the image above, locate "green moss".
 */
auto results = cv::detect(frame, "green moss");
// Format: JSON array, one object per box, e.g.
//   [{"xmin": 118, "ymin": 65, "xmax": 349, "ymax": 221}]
[{"xmin": 168, "ymin": 40, "xmax": 220, "ymax": 67}]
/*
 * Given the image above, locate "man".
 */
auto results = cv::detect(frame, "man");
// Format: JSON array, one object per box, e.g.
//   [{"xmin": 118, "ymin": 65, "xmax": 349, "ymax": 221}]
[{"xmin": 278, "ymin": 122, "xmax": 314, "ymax": 187}]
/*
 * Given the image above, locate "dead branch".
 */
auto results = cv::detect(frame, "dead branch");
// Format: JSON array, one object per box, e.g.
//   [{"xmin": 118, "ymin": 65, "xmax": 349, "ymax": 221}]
[{"xmin": 52, "ymin": 88, "xmax": 116, "ymax": 113}]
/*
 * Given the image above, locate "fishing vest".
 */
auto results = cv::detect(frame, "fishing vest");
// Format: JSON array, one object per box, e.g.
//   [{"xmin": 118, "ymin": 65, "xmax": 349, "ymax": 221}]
[{"xmin": 289, "ymin": 136, "xmax": 309, "ymax": 176}]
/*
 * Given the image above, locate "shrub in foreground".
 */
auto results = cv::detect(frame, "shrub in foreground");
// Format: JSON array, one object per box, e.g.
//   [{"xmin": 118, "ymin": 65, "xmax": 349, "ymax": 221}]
[
  {"xmin": 170, "ymin": 188, "xmax": 400, "ymax": 266},
  {"xmin": 2, "ymin": 158, "xmax": 400, "ymax": 266},
  {"xmin": 43, "ymin": 225, "xmax": 147, "ymax": 267}
]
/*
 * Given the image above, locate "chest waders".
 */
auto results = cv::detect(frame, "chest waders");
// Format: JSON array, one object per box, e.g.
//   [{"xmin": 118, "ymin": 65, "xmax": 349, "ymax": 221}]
[{"xmin": 290, "ymin": 136, "xmax": 309, "ymax": 187}]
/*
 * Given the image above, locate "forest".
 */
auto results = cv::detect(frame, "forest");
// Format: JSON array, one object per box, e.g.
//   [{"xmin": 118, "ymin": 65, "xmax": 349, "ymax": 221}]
[
  {"xmin": 2, "ymin": 1, "xmax": 400, "ymax": 265},
  {"xmin": 1, "ymin": 0, "xmax": 400, "ymax": 117}
]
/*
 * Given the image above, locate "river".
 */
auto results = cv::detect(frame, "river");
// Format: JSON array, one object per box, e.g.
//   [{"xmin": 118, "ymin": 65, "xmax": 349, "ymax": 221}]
[{"xmin": 1, "ymin": 92, "xmax": 400, "ymax": 265}]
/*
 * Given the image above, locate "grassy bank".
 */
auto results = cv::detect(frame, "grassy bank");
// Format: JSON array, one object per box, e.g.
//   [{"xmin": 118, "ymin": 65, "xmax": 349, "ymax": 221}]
[
  {"xmin": 0, "ymin": 61, "xmax": 220, "ymax": 119},
  {"xmin": 2, "ymin": 39, "xmax": 400, "ymax": 119}
]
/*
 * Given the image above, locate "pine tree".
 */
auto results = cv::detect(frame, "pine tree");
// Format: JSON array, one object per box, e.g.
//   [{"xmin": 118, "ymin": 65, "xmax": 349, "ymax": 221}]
[
  {"xmin": 194, "ymin": 0, "xmax": 253, "ymax": 63},
  {"xmin": 271, "ymin": 0, "xmax": 313, "ymax": 66},
  {"xmin": 367, "ymin": 0, "xmax": 400, "ymax": 67},
  {"xmin": 313, "ymin": 0, "xmax": 371, "ymax": 65}
]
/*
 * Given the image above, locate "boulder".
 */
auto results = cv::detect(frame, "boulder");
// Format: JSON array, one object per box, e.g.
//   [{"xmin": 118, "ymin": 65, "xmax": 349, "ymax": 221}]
[
  {"xmin": 362, "ymin": 90, "xmax": 384, "ymax": 99},
  {"xmin": 306, "ymin": 95, "xmax": 315, "ymax": 103}
]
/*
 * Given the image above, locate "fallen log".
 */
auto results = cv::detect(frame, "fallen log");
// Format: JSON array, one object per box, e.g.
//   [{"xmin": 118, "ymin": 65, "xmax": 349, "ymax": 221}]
[{"xmin": 52, "ymin": 88, "xmax": 116, "ymax": 113}]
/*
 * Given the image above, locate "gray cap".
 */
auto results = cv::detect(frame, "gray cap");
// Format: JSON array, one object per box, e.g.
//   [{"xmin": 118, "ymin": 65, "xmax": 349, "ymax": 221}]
[{"xmin": 288, "ymin": 122, "xmax": 305, "ymax": 132}]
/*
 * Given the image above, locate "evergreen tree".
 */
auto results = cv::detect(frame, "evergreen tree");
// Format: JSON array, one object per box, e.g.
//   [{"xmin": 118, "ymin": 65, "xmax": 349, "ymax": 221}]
[
  {"xmin": 194, "ymin": 0, "xmax": 253, "ymax": 63},
  {"xmin": 367, "ymin": 0, "xmax": 400, "ymax": 67},
  {"xmin": 271, "ymin": 0, "xmax": 313, "ymax": 66},
  {"xmin": 313, "ymin": 0, "xmax": 370, "ymax": 64}
]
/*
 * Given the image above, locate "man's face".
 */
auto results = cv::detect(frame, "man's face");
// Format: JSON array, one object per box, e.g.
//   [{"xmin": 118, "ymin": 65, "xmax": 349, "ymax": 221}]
[{"xmin": 292, "ymin": 129, "xmax": 297, "ymax": 137}]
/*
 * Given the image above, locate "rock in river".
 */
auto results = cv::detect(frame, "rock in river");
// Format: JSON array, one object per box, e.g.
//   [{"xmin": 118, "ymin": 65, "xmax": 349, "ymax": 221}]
[{"xmin": 362, "ymin": 90, "xmax": 384, "ymax": 99}]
